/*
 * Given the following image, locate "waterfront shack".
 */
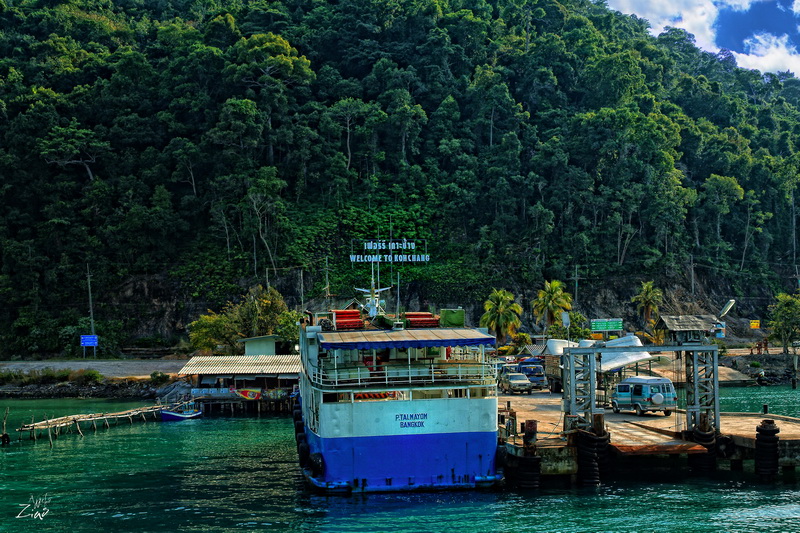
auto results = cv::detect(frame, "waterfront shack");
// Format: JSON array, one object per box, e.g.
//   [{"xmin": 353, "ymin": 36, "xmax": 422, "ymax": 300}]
[
  {"xmin": 655, "ymin": 315, "xmax": 720, "ymax": 344},
  {"xmin": 179, "ymin": 347, "xmax": 301, "ymax": 413}
]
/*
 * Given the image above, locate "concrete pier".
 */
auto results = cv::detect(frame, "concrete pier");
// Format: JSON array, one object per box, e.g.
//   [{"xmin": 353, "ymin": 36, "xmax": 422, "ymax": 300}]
[{"xmin": 499, "ymin": 390, "xmax": 800, "ymax": 484}]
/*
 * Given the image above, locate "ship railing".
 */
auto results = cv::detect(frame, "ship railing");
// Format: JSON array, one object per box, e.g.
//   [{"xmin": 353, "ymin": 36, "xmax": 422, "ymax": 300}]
[{"xmin": 305, "ymin": 361, "xmax": 496, "ymax": 388}]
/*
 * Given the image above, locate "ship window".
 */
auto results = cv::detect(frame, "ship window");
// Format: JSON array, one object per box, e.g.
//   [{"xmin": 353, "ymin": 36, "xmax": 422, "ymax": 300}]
[
  {"xmin": 448, "ymin": 389, "xmax": 468, "ymax": 398},
  {"xmin": 472, "ymin": 387, "xmax": 494, "ymax": 398},
  {"xmin": 322, "ymin": 393, "xmax": 339, "ymax": 403},
  {"xmin": 412, "ymin": 389, "xmax": 446, "ymax": 400},
  {"xmin": 393, "ymin": 391, "xmax": 411, "ymax": 401}
]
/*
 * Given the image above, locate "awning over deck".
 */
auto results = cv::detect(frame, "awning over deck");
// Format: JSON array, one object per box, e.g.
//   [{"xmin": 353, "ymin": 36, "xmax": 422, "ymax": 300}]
[
  {"xmin": 179, "ymin": 355, "xmax": 301, "ymax": 376},
  {"xmin": 317, "ymin": 328, "xmax": 496, "ymax": 350}
]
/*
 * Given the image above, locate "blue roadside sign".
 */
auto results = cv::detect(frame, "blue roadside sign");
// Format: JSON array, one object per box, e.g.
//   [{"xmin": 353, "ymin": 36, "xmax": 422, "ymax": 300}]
[{"xmin": 80, "ymin": 335, "xmax": 99, "ymax": 347}]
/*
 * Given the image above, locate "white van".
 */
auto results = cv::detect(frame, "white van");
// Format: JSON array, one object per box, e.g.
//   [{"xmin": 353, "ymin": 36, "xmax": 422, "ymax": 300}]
[{"xmin": 611, "ymin": 376, "xmax": 677, "ymax": 416}]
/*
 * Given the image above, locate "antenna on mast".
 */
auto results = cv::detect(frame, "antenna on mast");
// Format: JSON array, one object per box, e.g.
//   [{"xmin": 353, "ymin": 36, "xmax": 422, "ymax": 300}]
[
  {"xmin": 355, "ymin": 261, "xmax": 392, "ymax": 319},
  {"xmin": 324, "ymin": 257, "xmax": 332, "ymax": 310}
]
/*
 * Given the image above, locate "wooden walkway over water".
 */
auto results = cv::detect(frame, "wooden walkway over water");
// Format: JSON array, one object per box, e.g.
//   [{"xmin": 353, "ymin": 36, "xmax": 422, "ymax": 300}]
[{"xmin": 11, "ymin": 401, "xmax": 191, "ymax": 445}]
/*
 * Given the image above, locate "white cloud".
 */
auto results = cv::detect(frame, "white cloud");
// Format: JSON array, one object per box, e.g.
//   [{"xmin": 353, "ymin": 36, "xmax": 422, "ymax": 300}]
[
  {"xmin": 606, "ymin": 0, "xmax": 800, "ymax": 73},
  {"xmin": 733, "ymin": 33, "xmax": 800, "ymax": 74},
  {"xmin": 606, "ymin": 1, "xmax": 721, "ymax": 51}
]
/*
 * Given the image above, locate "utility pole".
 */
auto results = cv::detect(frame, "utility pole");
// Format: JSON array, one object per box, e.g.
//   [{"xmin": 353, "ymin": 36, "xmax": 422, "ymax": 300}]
[
  {"xmin": 324, "ymin": 257, "xmax": 331, "ymax": 311},
  {"xmin": 690, "ymin": 254, "xmax": 695, "ymax": 296},
  {"xmin": 569, "ymin": 265, "xmax": 581, "ymax": 304},
  {"xmin": 86, "ymin": 264, "xmax": 96, "ymax": 358},
  {"xmin": 300, "ymin": 268, "xmax": 305, "ymax": 312},
  {"xmin": 795, "ymin": 265, "xmax": 800, "ymax": 291}
]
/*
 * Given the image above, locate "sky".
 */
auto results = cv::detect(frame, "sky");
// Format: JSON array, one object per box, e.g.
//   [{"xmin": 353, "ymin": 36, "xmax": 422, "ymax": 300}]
[{"xmin": 605, "ymin": 0, "xmax": 800, "ymax": 74}]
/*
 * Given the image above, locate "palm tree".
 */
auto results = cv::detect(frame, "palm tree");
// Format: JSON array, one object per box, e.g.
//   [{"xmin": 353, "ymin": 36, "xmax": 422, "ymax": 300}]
[
  {"xmin": 479, "ymin": 288, "xmax": 522, "ymax": 345},
  {"xmin": 631, "ymin": 281, "xmax": 663, "ymax": 324},
  {"xmin": 532, "ymin": 280, "xmax": 572, "ymax": 329}
]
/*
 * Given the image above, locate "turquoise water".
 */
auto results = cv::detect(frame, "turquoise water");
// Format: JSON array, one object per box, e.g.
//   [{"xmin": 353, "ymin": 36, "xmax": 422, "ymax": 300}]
[
  {"xmin": 1, "ymin": 389, "xmax": 800, "ymax": 532},
  {"xmin": 719, "ymin": 384, "xmax": 800, "ymax": 417}
]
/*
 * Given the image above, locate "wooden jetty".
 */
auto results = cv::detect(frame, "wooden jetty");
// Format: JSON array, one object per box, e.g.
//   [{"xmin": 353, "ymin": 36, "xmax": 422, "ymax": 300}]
[{"xmin": 13, "ymin": 401, "xmax": 192, "ymax": 444}]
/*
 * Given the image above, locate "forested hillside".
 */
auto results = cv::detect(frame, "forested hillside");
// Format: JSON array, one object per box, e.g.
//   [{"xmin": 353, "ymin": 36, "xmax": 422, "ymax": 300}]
[{"xmin": 2, "ymin": 0, "xmax": 799, "ymax": 356}]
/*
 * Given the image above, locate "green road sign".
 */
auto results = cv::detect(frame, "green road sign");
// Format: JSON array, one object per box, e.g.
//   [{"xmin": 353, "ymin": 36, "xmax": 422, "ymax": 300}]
[{"xmin": 590, "ymin": 318, "xmax": 623, "ymax": 332}]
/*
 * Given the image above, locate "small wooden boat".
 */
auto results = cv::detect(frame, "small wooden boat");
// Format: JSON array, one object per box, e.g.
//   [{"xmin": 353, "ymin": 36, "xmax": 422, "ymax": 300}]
[{"xmin": 160, "ymin": 405, "xmax": 202, "ymax": 421}]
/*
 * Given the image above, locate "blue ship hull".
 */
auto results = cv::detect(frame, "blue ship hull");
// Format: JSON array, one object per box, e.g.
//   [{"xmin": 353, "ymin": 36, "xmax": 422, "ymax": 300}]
[{"xmin": 303, "ymin": 429, "xmax": 500, "ymax": 493}]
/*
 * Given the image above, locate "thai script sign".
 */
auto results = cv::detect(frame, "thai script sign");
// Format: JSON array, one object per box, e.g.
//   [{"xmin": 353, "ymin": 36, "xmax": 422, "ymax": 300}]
[
  {"xmin": 350, "ymin": 239, "xmax": 430, "ymax": 263},
  {"xmin": 750, "ymin": 320, "xmax": 760, "ymax": 329},
  {"xmin": 80, "ymin": 335, "xmax": 98, "ymax": 347}
]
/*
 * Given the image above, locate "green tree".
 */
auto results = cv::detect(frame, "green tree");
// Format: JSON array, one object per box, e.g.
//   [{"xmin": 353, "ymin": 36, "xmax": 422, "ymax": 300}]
[
  {"xmin": 479, "ymin": 288, "xmax": 522, "ymax": 345},
  {"xmin": 532, "ymin": 280, "xmax": 572, "ymax": 329},
  {"xmin": 277, "ymin": 309, "xmax": 303, "ymax": 350},
  {"xmin": 188, "ymin": 310, "xmax": 237, "ymax": 353},
  {"xmin": 231, "ymin": 285, "xmax": 289, "ymax": 339},
  {"xmin": 702, "ymin": 174, "xmax": 744, "ymax": 256},
  {"xmin": 189, "ymin": 286, "xmax": 293, "ymax": 353},
  {"xmin": 768, "ymin": 292, "xmax": 800, "ymax": 354},
  {"xmin": 545, "ymin": 311, "xmax": 591, "ymax": 341},
  {"xmin": 38, "ymin": 118, "xmax": 110, "ymax": 181},
  {"xmin": 631, "ymin": 281, "xmax": 663, "ymax": 324},
  {"xmin": 328, "ymin": 97, "xmax": 384, "ymax": 170}
]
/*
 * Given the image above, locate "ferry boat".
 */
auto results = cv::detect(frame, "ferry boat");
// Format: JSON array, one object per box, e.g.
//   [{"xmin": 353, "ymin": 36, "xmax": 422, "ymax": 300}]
[{"xmin": 296, "ymin": 307, "xmax": 500, "ymax": 493}]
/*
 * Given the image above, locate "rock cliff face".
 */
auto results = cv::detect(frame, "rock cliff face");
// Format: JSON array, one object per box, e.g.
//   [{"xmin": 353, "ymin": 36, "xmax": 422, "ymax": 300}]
[
  {"xmin": 723, "ymin": 352, "xmax": 798, "ymax": 385},
  {"xmin": 110, "ymin": 264, "xmax": 782, "ymax": 357}
]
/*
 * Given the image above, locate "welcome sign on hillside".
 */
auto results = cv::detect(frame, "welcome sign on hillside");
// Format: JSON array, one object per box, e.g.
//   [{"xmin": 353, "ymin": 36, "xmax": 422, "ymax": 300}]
[{"xmin": 350, "ymin": 239, "xmax": 430, "ymax": 263}]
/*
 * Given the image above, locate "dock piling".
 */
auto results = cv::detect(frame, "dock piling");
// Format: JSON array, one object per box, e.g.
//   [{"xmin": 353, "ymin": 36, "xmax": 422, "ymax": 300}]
[
  {"xmin": 1, "ymin": 407, "xmax": 9, "ymax": 446},
  {"xmin": 45, "ymin": 416, "xmax": 52, "ymax": 448}
]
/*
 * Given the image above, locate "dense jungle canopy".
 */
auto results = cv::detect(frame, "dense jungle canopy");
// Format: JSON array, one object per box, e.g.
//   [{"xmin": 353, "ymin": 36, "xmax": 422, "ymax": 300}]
[{"xmin": 2, "ymin": 0, "xmax": 800, "ymax": 356}]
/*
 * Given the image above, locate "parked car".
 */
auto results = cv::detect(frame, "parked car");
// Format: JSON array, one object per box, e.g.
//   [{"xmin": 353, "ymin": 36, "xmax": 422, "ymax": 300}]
[
  {"xmin": 611, "ymin": 376, "xmax": 677, "ymax": 416},
  {"xmin": 499, "ymin": 372, "xmax": 534, "ymax": 394}
]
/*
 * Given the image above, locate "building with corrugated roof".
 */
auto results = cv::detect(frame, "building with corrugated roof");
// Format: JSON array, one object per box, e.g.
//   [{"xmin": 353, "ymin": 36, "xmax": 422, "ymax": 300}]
[
  {"xmin": 238, "ymin": 335, "xmax": 281, "ymax": 356},
  {"xmin": 179, "ymin": 335, "xmax": 300, "ymax": 408},
  {"xmin": 655, "ymin": 315, "xmax": 720, "ymax": 344}
]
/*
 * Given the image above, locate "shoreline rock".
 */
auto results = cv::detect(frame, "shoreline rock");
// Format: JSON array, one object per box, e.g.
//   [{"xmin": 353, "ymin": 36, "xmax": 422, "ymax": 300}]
[
  {"xmin": 722, "ymin": 353, "xmax": 797, "ymax": 385},
  {"xmin": 0, "ymin": 380, "xmax": 158, "ymax": 399}
]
